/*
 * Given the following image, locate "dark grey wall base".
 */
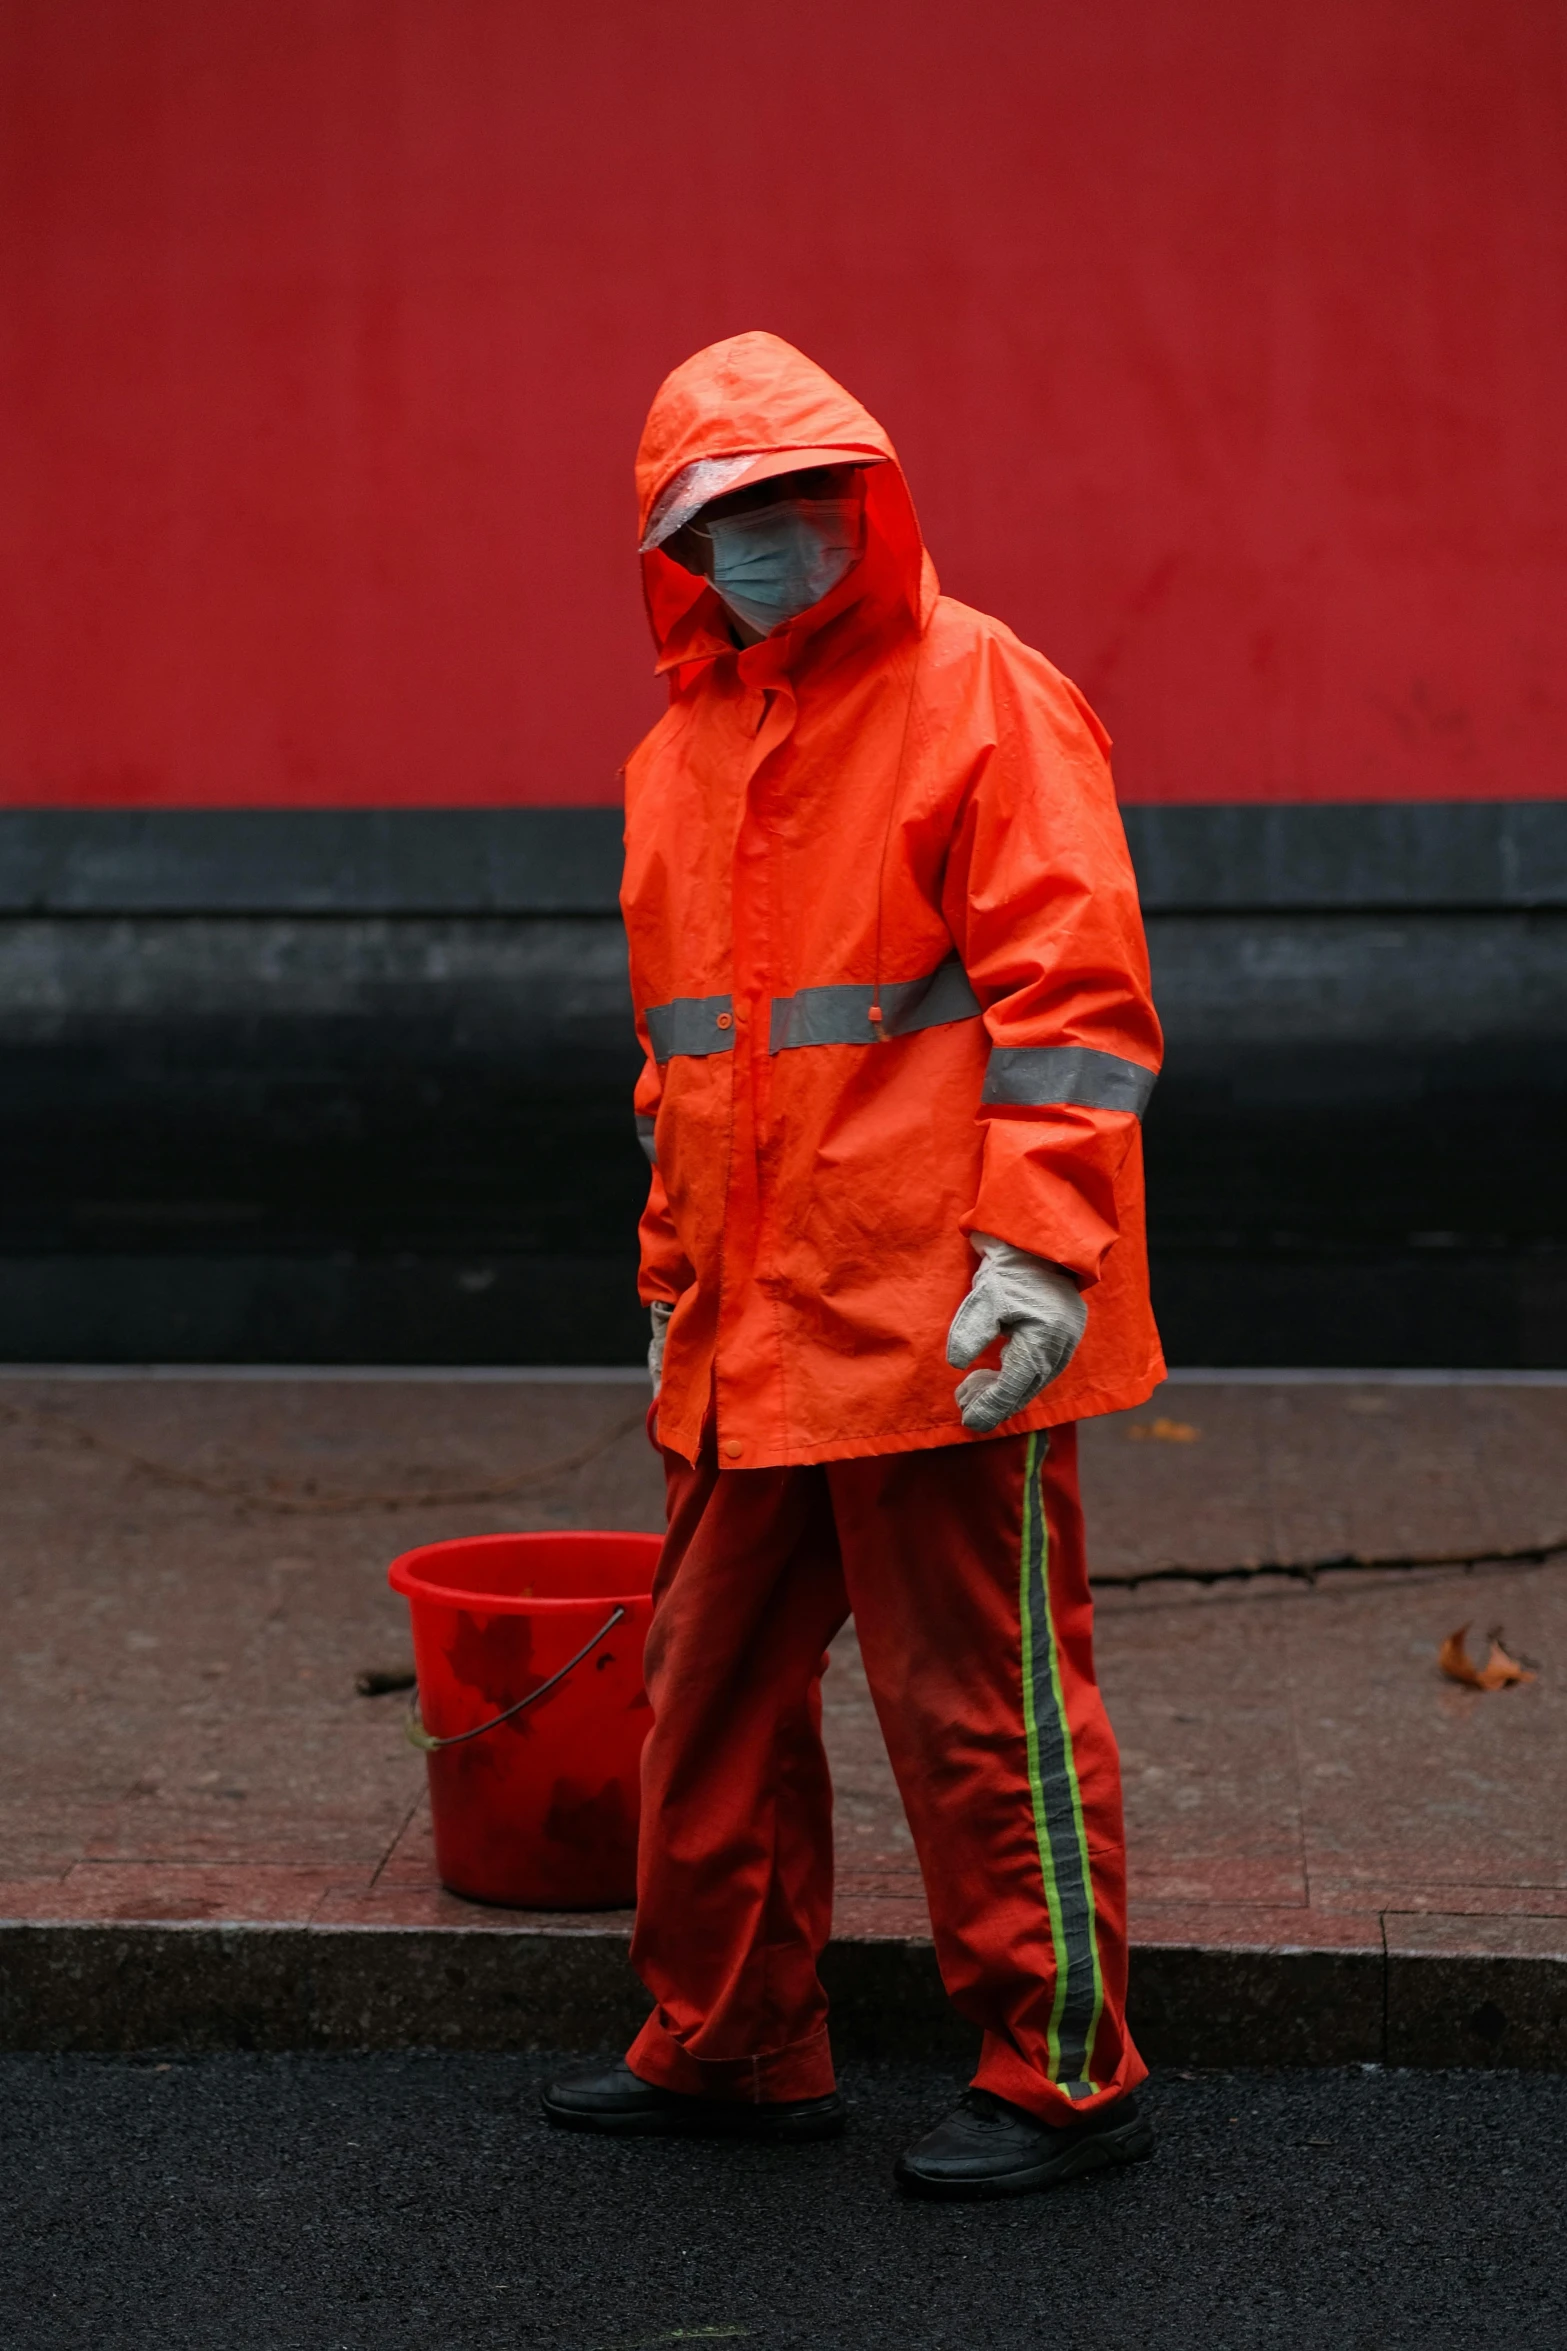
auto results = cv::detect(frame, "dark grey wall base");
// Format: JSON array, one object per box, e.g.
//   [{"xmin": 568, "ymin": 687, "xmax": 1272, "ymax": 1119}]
[
  {"xmin": 0, "ymin": 810, "xmax": 1561, "ymax": 1367},
  {"xmin": 1151, "ymin": 1252, "xmax": 1567, "ymax": 1371},
  {"xmin": 2, "ymin": 802, "xmax": 1563, "ymax": 915},
  {"xmin": 0, "ymin": 1255, "xmax": 646, "ymax": 1367},
  {"xmin": 0, "ymin": 809, "xmax": 629, "ymax": 917},
  {"xmin": 1, "ymin": 1249, "xmax": 1559, "ymax": 1369},
  {"xmin": 1126, "ymin": 801, "xmax": 1567, "ymax": 912},
  {"xmin": 1, "ymin": 1921, "xmax": 1561, "ymax": 2070}
]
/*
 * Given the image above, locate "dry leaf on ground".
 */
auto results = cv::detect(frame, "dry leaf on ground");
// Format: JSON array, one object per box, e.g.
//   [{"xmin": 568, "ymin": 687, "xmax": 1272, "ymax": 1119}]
[
  {"xmin": 1126, "ymin": 1417, "xmax": 1200, "ymax": 1444},
  {"xmin": 1437, "ymin": 1624, "xmax": 1536, "ymax": 1691}
]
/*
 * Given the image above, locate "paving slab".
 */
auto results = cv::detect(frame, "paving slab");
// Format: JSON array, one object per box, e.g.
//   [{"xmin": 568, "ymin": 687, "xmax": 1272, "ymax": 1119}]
[{"xmin": 0, "ymin": 1371, "xmax": 1563, "ymax": 2064}]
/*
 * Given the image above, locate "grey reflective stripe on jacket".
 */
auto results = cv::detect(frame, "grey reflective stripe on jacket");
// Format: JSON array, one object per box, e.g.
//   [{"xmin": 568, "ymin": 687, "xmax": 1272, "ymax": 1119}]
[
  {"xmin": 644, "ymin": 973, "xmax": 1155, "ymax": 1115},
  {"xmin": 769, "ymin": 954, "xmax": 980, "ymax": 1053},
  {"xmin": 645, "ymin": 996, "xmax": 735, "ymax": 1064},
  {"xmin": 635, "ymin": 1114, "xmax": 657, "ymax": 1167},
  {"xmin": 982, "ymin": 1044, "xmax": 1156, "ymax": 1116}
]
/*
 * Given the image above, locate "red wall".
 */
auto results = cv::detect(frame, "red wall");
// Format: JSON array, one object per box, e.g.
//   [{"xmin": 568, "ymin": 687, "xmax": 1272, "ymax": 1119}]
[{"xmin": 2, "ymin": 0, "xmax": 1563, "ymax": 808}]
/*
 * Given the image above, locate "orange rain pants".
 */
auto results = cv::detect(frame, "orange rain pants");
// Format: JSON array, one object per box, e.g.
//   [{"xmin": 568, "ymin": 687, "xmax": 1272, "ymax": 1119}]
[{"xmin": 627, "ymin": 1419, "xmax": 1143, "ymax": 2121}]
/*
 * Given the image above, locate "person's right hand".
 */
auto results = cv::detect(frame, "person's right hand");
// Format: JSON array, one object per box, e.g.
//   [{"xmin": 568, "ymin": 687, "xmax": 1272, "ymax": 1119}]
[{"xmin": 648, "ymin": 1300, "xmax": 673, "ymax": 1394}]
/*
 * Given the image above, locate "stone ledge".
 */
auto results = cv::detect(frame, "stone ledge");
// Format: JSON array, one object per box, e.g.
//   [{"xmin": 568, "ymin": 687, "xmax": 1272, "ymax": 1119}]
[{"xmin": 2, "ymin": 1917, "xmax": 1562, "ymax": 2070}]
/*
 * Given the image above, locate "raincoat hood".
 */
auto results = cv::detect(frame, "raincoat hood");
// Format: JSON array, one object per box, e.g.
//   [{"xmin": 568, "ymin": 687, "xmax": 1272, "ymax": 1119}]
[{"xmin": 636, "ymin": 332, "xmax": 938, "ymax": 673}]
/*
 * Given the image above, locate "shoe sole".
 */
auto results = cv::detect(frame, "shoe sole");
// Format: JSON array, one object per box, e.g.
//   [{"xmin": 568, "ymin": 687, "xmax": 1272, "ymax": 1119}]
[
  {"xmin": 894, "ymin": 2112, "xmax": 1156, "ymax": 2200},
  {"xmin": 541, "ymin": 2094, "xmax": 845, "ymax": 2145}
]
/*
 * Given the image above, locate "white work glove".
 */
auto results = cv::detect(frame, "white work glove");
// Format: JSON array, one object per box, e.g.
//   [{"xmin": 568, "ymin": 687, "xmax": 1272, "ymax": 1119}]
[
  {"xmin": 946, "ymin": 1233, "xmax": 1087, "ymax": 1434},
  {"xmin": 648, "ymin": 1300, "xmax": 673, "ymax": 1394}
]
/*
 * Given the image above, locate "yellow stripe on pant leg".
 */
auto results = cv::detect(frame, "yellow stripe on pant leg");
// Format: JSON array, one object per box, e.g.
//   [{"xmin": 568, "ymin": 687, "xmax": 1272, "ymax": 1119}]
[{"xmin": 1019, "ymin": 1431, "xmax": 1103, "ymax": 2095}]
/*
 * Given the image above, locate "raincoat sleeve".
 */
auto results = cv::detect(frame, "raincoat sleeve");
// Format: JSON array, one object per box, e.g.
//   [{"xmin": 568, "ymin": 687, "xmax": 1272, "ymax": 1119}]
[
  {"xmin": 632, "ymin": 1030, "xmax": 694, "ymax": 1308},
  {"xmin": 939, "ymin": 639, "xmax": 1162, "ymax": 1289}
]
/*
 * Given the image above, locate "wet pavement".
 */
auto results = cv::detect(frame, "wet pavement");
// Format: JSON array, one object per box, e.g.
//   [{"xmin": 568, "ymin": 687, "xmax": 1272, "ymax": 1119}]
[
  {"xmin": 0, "ymin": 1370, "xmax": 1563, "ymax": 2058},
  {"xmin": 3, "ymin": 2049, "xmax": 1566, "ymax": 2350}
]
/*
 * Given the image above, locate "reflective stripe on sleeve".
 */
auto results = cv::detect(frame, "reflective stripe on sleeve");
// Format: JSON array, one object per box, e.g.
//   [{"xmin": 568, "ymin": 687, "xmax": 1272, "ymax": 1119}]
[
  {"xmin": 1019, "ymin": 1431, "xmax": 1105, "ymax": 2097},
  {"xmin": 644, "ymin": 996, "xmax": 735, "ymax": 1064},
  {"xmin": 769, "ymin": 954, "xmax": 980, "ymax": 1053},
  {"xmin": 635, "ymin": 1114, "xmax": 657, "ymax": 1168},
  {"xmin": 982, "ymin": 1045, "xmax": 1156, "ymax": 1116}
]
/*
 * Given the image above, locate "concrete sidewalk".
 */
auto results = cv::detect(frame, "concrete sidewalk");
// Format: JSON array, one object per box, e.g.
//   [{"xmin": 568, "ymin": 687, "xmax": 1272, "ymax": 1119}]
[{"xmin": 1, "ymin": 1371, "xmax": 1563, "ymax": 2067}]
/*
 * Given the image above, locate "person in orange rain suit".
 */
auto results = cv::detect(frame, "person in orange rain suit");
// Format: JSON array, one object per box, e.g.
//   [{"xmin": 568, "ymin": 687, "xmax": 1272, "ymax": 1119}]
[{"xmin": 543, "ymin": 332, "xmax": 1164, "ymax": 2200}]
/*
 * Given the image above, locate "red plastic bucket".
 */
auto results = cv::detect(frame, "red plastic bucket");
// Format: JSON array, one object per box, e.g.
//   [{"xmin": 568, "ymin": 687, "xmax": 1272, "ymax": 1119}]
[{"xmin": 387, "ymin": 1531, "xmax": 660, "ymax": 1909}]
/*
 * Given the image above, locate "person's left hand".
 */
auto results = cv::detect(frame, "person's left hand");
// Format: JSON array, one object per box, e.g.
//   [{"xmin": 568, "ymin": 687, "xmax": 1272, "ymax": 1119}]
[{"xmin": 946, "ymin": 1234, "xmax": 1087, "ymax": 1433}]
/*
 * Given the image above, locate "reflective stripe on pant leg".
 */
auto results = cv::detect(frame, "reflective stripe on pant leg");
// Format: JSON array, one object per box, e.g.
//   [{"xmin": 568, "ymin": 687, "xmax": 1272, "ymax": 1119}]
[{"xmin": 1019, "ymin": 1431, "xmax": 1106, "ymax": 2097}]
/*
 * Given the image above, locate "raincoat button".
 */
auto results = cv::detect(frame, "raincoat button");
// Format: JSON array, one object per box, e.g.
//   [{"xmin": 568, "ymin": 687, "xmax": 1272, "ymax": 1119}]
[
  {"xmin": 715, "ymin": 1012, "xmax": 733, "ymax": 1030},
  {"xmin": 723, "ymin": 1439, "xmax": 744, "ymax": 1460}
]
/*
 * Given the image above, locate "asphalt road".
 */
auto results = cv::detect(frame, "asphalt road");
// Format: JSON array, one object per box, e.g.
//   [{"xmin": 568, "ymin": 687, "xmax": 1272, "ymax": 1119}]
[{"xmin": 2, "ymin": 2053, "xmax": 1564, "ymax": 2351}]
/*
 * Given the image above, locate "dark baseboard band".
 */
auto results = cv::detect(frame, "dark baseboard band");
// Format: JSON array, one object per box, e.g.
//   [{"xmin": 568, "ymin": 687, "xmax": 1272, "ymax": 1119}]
[
  {"xmin": 1123, "ymin": 800, "xmax": 1567, "ymax": 912},
  {"xmin": 0, "ymin": 808, "xmax": 627, "ymax": 917},
  {"xmin": 0, "ymin": 801, "xmax": 1562, "ymax": 916}
]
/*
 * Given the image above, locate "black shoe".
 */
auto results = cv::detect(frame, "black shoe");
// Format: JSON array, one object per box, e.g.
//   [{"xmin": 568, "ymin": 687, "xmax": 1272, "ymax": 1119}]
[
  {"xmin": 894, "ymin": 2087, "xmax": 1154, "ymax": 2200},
  {"xmin": 540, "ymin": 2059, "xmax": 845, "ymax": 2143}
]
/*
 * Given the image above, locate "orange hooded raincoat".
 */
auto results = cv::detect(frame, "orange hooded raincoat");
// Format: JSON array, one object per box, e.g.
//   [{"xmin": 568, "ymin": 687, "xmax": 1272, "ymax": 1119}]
[{"xmin": 624, "ymin": 333, "xmax": 1163, "ymax": 1471}]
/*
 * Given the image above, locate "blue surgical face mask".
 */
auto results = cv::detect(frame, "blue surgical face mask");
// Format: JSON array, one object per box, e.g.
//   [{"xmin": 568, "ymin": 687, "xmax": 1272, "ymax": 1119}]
[{"xmin": 702, "ymin": 496, "xmax": 862, "ymax": 635}]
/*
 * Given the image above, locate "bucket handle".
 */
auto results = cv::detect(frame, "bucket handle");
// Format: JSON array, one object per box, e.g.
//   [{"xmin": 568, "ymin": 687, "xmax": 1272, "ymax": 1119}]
[{"xmin": 405, "ymin": 1604, "xmax": 628, "ymax": 1752}]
